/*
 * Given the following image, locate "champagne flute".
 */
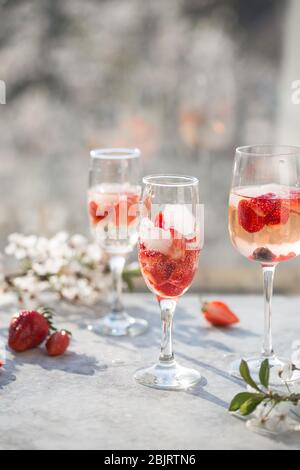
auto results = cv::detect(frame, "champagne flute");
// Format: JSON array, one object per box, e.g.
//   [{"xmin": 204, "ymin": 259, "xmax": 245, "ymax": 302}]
[
  {"xmin": 228, "ymin": 145, "xmax": 300, "ymax": 381},
  {"xmin": 88, "ymin": 148, "xmax": 148, "ymax": 336},
  {"xmin": 135, "ymin": 175, "xmax": 204, "ymax": 390}
]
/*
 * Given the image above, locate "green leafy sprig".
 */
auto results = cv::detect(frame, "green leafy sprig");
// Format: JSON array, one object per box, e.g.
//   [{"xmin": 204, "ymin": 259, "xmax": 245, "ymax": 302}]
[{"xmin": 229, "ymin": 359, "xmax": 300, "ymax": 416}]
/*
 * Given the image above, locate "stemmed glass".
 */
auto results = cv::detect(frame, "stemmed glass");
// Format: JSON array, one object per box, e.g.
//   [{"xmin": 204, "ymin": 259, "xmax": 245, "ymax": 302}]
[
  {"xmin": 228, "ymin": 145, "xmax": 300, "ymax": 381},
  {"xmin": 87, "ymin": 148, "xmax": 148, "ymax": 336},
  {"xmin": 134, "ymin": 175, "xmax": 204, "ymax": 390}
]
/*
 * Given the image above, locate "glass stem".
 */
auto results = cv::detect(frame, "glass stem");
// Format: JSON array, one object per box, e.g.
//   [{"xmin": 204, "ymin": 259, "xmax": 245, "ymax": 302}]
[
  {"xmin": 261, "ymin": 264, "xmax": 276, "ymax": 358},
  {"xmin": 109, "ymin": 256, "xmax": 126, "ymax": 316},
  {"xmin": 159, "ymin": 299, "xmax": 177, "ymax": 364}
]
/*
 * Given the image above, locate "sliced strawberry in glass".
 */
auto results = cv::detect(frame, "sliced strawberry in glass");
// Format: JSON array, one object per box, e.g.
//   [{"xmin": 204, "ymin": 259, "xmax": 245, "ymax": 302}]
[
  {"xmin": 289, "ymin": 190, "xmax": 300, "ymax": 215},
  {"xmin": 276, "ymin": 252, "xmax": 297, "ymax": 262},
  {"xmin": 168, "ymin": 228, "xmax": 186, "ymax": 259},
  {"xmin": 169, "ymin": 250, "xmax": 198, "ymax": 286},
  {"xmin": 89, "ymin": 201, "xmax": 109, "ymax": 225},
  {"xmin": 265, "ymin": 200, "xmax": 290, "ymax": 225},
  {"xmin": 154, "ymin": 212, "xmax": 165, "ymax": 229},
  {"xmin": 238, "ymin": 199, "xmax": 265, "ymax": 233},
  {"xmin": 254, "ymin": 194, "xmax": 290, "ymax": 226},
  {"xmin": 114, "ymin": 193, "xmax": 139, "ymax": 227},
  {"xmin": 156, "ymin": 282, "xmax": 182, "ymax": 298}
]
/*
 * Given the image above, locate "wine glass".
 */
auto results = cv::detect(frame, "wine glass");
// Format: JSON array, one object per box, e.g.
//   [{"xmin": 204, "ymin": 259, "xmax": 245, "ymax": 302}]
[
  {"xmin": 228, "ymin": 145, "xmax": 300, "ymax": 381},
  {"xmin": 134, "ymin": 175, "xmax": 204, "ymax": 390},
  {"xmin": 87, "ymin": 148, "xmax": 148, "ymax": 336}
]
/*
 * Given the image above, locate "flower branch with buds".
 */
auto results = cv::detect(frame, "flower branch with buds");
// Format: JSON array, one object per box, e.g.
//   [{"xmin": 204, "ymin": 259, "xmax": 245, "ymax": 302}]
[
  {"xmin": 229, "ymin": 359, "xmax": 300, "ymax": 434},
  {"xmin": 1, "ymin": 232, "xmax": 140, "ymax": 306}
]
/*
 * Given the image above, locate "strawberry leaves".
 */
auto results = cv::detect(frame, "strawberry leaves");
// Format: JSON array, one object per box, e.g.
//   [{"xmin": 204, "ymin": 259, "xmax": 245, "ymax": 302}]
[{"xmin": 39, "ymin": 307, "xmax": 57, "ymax": 333}]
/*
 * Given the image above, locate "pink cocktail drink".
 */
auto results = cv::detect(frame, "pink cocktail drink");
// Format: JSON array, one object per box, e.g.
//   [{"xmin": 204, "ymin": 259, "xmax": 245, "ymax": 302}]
[
  {"xmin": 88, "ymin": 183, "xmax": 141, "ymax": 255},
  {"xmin": 229, "ymin": 184, "xmax": 300, "ymax": 264},
  {"xmin": 139, "ymin": 212, "xmax": 200, "ymax": 299}
]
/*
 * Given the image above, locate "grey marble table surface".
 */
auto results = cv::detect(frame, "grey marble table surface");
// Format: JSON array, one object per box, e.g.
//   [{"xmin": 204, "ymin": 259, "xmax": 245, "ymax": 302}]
[{"xmin": 0, "ymin": 293, "xmax": 300, "ymax": 450}]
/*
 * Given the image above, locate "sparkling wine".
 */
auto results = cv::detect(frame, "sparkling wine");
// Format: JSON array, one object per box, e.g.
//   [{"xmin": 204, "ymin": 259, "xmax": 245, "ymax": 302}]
[
  {"xmin": 138, "ymin": 210, "xmax": 200, "ymax": 298},
  {"xmin": 229, "ymin": 184, "xmax": 300, "ymax": 263}
]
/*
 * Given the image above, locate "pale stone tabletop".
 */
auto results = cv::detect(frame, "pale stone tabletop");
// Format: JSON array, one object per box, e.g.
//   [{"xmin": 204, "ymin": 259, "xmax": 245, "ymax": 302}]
[{"xmin": 0, "ymin": 294, "xmax": 300, "ymax": 450}]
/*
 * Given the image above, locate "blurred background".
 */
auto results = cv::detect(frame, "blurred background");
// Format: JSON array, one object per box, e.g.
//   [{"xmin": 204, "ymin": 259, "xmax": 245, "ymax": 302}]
[{"xmin": 1, "ymin": 0, "xmax": 300, "ymax": 293}]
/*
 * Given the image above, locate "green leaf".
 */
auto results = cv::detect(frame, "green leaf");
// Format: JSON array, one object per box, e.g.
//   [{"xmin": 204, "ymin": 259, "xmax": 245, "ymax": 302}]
[
  {"xmin": 259, "ymin": 359, "xmax": 270, "ymax": 389},
  {"xmin": 229, "ymin": 392, "xmax": 259, "ymax": 412},
  {"xmin": 240, "ymin": 396, "xmax": 265, "ymax": 416},
  {"xmin": 239, "ymin": 360, "xmax": 261, "ymax": 392}
]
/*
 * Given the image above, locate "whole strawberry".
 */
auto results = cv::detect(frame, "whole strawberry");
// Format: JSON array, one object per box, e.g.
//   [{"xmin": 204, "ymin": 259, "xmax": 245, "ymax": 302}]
[
  {"xmin": 46, "ymin": 330, "xmax": 71, "ymax": 357},
  {"xmin": 202, "ymin": 300, "xmax": 239, "ymax": 327},
  {"xmin": 8, "ymin": 308, "xmax": 55, "ymax": 353}
]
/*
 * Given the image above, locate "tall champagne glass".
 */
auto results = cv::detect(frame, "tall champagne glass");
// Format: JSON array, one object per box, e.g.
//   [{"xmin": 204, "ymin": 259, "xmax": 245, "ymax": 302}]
[
  {"xmin": 88, "ymin": 148, "xmax": 148, "ymax": 336},
  {"xmin": 135, "ymin": 175, "xmax": 204, "ymax": 390},
  {"xmin": 229, "ymin": 145, "xmax": 300, "ymax": 381}
]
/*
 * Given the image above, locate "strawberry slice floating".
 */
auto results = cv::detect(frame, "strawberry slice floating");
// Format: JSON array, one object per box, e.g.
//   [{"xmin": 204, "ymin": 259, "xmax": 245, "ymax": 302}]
[
  {"xmin": 154, "ymin": 211, "xmax": 165, "ymax": 229},
  {"xmin": 238, "ymin": 200, "xmax": 265, "ymax": 233},
  {"xmin": 89, "ymin": 201, "xmax": 109, "ymax": 225},
  {"xmin": 238, "ymin": 193, "xmax": 290, "ymax": 233},
  {"xmin": 169, "ymin": 228, "xmax": 186, "ymax": 259},
  {"xmin": 202, "ymin": 301, "xmax": 239, "ymax": 327},
  {"xmin": 289, "ymin": 190, "xmax": 300, "ymax": 215},
  {"xmin": 114, "ymin": 193, "xmax": 139, "ymax": 227}
]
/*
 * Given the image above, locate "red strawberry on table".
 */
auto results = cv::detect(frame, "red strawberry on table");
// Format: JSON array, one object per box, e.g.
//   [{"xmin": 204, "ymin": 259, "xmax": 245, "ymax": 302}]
[
  {"xmin": 202, "ymin": 301, "xmax": 239, "ymax": 327},
  {"xmin": 46, "ymin": 330, "xmax": 71, "ymax": 357},
  {"xmin": 8, "ymin": 308, "xmax": 55, "ymax": 352}
]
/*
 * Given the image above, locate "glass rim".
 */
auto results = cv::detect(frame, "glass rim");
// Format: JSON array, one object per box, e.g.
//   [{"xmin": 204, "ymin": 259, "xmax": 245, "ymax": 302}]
[
  {"xmin": 143, "ymin": 174, "xmax": 199, "ymax": 187},
  {"xmin": 236, "ymin": 144, "xmax": 300, "ymax": 157},
  {"xmin": 90, "ymin": 148, "xmax": 141, "ymax": 160}
]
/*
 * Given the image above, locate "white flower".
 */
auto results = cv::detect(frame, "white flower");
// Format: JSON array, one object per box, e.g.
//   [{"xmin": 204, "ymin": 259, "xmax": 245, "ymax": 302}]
[
  {"xmin": 279, "ymin": 363, "xmax": 294, "ymax": 382},
  {"xmin": 264, "ymin": 403, "xmax": 295, "ymax": 434},
  {"xmin": 13, "ymin": 275, "xmax": 37, "ymax": 293},
  {"xmin": 246, "ymin": 402, "xmax": 296, "ymax": 435},
  {"xmin": 246, "ymin": 418, "xmax": 265, "ymax": 433},
  {"xmin": 5, "ymin": 243, "xmax": 17, "ymax": 256},
  {"xmin": 51, "ymin": 231, "xmax": 69, "ymax": 244},
  {"xmin": 15, "ymin": 248, "xmax": 28, "ymax": 260},
  {"xmin": 82, "ymin": 244, "xmax": 103, "ymax": 264},
  {"xmin": 8, "ymin": 233, "xmax": 24, "ymax": 245},
  {"xmin": 61, "ymin": 287, "xmax": 79, "ymax": 301},
  {"xmin": 35, "ymin": 237, "xmax": 49, "ymax": 257},
  {"xmin": 70, "ymin": 234, "xmax": 88, "ymax": 248},
  {"xmin": 3, "ymin": 231, "xmax": 110, "ymax": 306},
  {"xmin": 21, "ymin": 235, "xmax": 38, "ymax": 249}
]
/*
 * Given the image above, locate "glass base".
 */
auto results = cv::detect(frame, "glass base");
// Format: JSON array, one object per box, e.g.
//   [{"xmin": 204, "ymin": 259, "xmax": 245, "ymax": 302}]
[
  {"xmin": 88, "ymin": 311, "xmax": 148, "ymax": 337},
  {"xmin": 134, "ymin": 360, "xmax": 201, "ymax": 391},
  {"xmin": 230, "ymin": 355, "xmax": 300, "ymax": 385}
]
